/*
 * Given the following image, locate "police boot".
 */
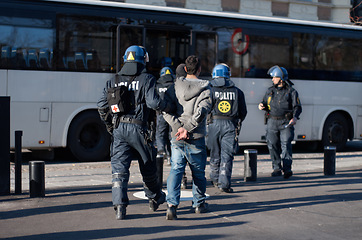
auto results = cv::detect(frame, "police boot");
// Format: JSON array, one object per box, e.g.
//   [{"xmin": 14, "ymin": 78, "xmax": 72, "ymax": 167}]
[
  {"xmin": 166, "ymin": 205, "xmax": 177, "ymax": 220},
  {"xmin": 149, "ymin": 191, "xmax": 166, "ymax": 211},
  {"xmin": 283, "ymin": 170, "xmax": 293, "ymax": 179},
  {"xmin": 115, "ymin": 205, "xmax": 126, "ymax": 220}
]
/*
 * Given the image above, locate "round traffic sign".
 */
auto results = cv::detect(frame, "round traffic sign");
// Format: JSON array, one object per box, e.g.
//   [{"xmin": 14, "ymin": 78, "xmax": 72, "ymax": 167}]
[{"xmin": 231, "ymin": 28, "xmax": 249, "ymax": 55}]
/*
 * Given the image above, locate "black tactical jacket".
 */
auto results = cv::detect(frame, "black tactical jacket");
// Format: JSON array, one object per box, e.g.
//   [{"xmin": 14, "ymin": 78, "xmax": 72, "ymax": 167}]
[
  {"xmin": 261, "ymin": 84, "xmax": 302, "ymax": 119},
  {"xmin": 209, "ymin": 77, "xmax": 247, "ymax": 124}
]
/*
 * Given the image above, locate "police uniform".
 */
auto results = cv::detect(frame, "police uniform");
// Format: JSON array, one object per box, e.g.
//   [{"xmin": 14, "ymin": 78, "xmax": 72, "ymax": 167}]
[
  {"xmin": 261, "ymin": 67, "xmax": 302, "ymax": 178},
  {"xmin": 155, "ymin": 67, "xmax": 174, "ymax": 159},
  {"xmin": 97, "ymin": 46, "xmax": 170, "ymax": 220},
  {"xmin": 207, "ymin": 76, "xmax": 247, "ymax": 192}
]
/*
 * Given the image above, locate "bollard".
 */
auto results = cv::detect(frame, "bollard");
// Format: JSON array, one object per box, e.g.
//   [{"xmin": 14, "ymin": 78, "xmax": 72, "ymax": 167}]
[
  {"xmin": 29, "ymin": 161, "xmax": 45, "ymax": 197},
  {"xmin": 156, "ymin": 152, "xmax": 164, "ymax": 189},
  {"xmin": 15, "ymin": 131, "xmax": 23, "ymax": 195},
  {"xmin": 244, "ymin": 149, "xmax": 257, "ymax": 182},
  {"xmin": 0, "ymin": 97, "xmax": 10, "ymax": 195},
  {"xmin": 324, "ymin": 146, "xmax": 336, "ymax": 176}
]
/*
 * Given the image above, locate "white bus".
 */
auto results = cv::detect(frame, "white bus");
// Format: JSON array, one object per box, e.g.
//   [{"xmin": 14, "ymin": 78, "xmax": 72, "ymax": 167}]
[{"xmin": 1, "ymin": 0, "xmax": 362, "ymax": 161}]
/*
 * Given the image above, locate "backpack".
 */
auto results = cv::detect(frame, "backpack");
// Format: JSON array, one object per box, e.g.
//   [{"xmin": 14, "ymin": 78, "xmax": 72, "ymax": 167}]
[{"xmin": 107, "ymin": 75, "xmax": 136, "ymax": 116}]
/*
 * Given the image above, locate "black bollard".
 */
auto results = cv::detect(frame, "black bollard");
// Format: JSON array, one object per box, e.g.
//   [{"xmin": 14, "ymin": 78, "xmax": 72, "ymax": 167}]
[
  {"xmin": 0, "ymin": 97, "xmax": 10, "ymax": 195},
  {"xmin": 324, "ymin": 146, "xmax": 336, "ymax": 176},
  {"xmin": 29, "ymin": 161, "xmax": 45, "ymax": 197},
  {"xmin": 15, "ymin": 131, "xmax": 23, "ymax": 195},
  {"xmin": 156, "ymin": 152, "xmax": 164, "ymax": 189},
  {"xmin": 244, "ymin": 149, "xmax": 257, "ymax": 182}
]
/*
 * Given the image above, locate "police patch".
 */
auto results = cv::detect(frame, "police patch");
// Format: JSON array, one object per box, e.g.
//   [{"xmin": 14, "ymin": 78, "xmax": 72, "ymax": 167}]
[{"xmin": 218, "ymin": 101, "xmax": 231, "ymax": 113}]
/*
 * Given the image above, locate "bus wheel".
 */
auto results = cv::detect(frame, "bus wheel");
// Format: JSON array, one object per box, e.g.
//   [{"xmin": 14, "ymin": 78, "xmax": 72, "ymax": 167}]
[
  {"xmin": 322, "ymin": 113, "xmax": 348, "ymax": 151},
  {"xmin": 68, "ymin": 111, "xmax": 111, "ymax": 161}
]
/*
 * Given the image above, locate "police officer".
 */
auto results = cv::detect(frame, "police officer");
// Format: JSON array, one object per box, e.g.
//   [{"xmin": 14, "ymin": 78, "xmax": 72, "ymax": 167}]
[
  {"xmin": 97, "ymin": 45, "xmax": 171, "ymax": 220},
  {"xmin": 258, "ymin": 65, "xmax": 302, "ymax": 179},
  {"xmin": 156, "ymin": 67, "xmax": 174, "ymax": 164},
  {"xmin": 207, "ymin": 63, "xmax": 247, "ymax": 193}
]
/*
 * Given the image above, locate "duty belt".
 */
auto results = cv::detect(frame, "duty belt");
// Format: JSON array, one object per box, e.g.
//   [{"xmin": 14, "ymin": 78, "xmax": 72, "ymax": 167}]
[
  {"xmin": 118, "ymin": 116, "xmax": 144, "ymax": 126},
  {"xmin": 212, "ymin": 115, "xmax": 234, "ymax": 120}
]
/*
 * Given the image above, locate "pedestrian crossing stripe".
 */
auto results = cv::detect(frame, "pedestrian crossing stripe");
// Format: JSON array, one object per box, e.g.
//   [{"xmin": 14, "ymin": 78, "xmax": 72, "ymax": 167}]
[{"xmin": 127, "ymin": 51, "xmax": 135, "ymax": 61}]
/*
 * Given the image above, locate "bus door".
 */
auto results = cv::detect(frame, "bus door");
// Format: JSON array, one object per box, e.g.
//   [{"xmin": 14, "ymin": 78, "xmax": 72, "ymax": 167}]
[
  {"xmin": 144, "ymin": 26, "xmax": 190, "ymax": 77},
  {"xmin": 115, "ymin": 24, "xmax": 144, "ymax": 72},
  {"xmin": 191, "ymin": 31, "xmax": 218, "ymax": 78}
]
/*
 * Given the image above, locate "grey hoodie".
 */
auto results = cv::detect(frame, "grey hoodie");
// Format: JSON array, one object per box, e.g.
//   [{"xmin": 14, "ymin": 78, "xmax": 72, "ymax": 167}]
[{"xmin": 163, "ymin": 77, "xmax": 212, "ymax": 140}]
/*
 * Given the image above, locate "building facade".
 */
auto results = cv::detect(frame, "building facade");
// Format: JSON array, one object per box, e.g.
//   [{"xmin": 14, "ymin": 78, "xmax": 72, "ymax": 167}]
[{"xmin": 113, "ymin": 0, "xmax": 354, "ymax": 24}]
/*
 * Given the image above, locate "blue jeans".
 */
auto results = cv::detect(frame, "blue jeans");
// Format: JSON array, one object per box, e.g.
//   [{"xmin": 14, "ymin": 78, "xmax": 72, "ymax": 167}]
[
  {"xmin": 266, "ymin": 118, "xmax": 294, "ymax": 172},
  {"xmin": 166, "ymin": 137, "xmax": 207, "ymax": 208}
]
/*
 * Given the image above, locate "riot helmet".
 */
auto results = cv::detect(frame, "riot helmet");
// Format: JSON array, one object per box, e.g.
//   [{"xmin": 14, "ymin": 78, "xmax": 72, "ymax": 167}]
[
  {"xmin": 212, "ymin": 63, "xmax": 231, "ymax": 79},
  {"xmin": 161, "ymin": 57, "xmax": 173, "ymax": 67},
  {"xmin": 160, "ymin": 67, "xmax": 173, "ymax": 77},
  {"xmin": 267, "ymin": 65, "xmax": 293, "ymax": 85},
  {"xmin": 123, "ymin": 45, "xmax": 149, "ymax": 65}
]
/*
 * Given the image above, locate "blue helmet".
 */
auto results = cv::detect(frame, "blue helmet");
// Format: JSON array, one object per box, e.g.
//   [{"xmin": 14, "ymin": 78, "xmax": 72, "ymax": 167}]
[
  {"xmin": 212, "ymin": 63, "xmax": 231, "ymax": 79},
  {"xmin": 267, "ymin": 65, "xmax": 293, "ymax": 85},
  {"xmin": 161, "ymin": 57, "xmax": 173, "ymax": 67},
  {"xmin": 267, "ymin": 65, "xmax": 288, "ymax": 81},
  {"xmin": 160, "ymin": 67, "xmax": 173, "ymax": 77},
  {"xmin": 123, "ymin": 45, "xmax": 149, "ymax": 65}
]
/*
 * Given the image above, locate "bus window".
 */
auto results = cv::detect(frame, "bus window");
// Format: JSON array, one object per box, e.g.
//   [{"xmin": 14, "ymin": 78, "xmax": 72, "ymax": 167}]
[
  {"xmin": 292, "ymin": 33, "xmax": 315, "ymax": 79},
  {"xmin": 217, "ymin": 27, "xmax": 290, "ymax": 78},
  {"xmin": 293, "ymin": 33, "xmax": 314, "ymax": 69},
  {"xmin": 192, "ymin": 31, "xmax": 217, "ymax": 77},
  {"xmin": 246, "ymin": 33, "xmax": 290, "ymax": 78},
  {"xmin": 145, "ymin": 28, "xmax": 189, "ymax": 77},
  {"xmin": 315, "ymin": 35, "xmax": 362, "ymax": 81},
  {"xmin": 58, "ymin": 15, "xmax": 117, "ymax": 72},
  {"xmin": 116, "ymin": 25, "xmax": 144, "ymax": 72},
  {"xmin": 217, "ymin": 27, "xmax": 249, "ymax": 78},
  {"xmin": 0, "ymin": 15, "xmax": 54, "ymax": 70}
]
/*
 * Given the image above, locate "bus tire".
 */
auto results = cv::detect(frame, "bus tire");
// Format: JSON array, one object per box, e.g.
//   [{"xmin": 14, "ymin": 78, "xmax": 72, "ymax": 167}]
[
  {"xmin": 67, "ymin": 111, "xmax": 111, "ymax": 161},
  {"xmin": 321, "ymin": 112, "xmax": 348, "ymax": 151}
]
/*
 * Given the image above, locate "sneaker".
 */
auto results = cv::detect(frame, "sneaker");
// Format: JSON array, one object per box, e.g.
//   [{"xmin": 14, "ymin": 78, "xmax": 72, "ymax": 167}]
[
  {"xmin": 115, "ymin": 205, "xmax": 126, "ymax": 220},
  {"xmin": 166, "ymin": 205, "xmax": 177, "ymax": 220},
  {"xmin": 195, "ymin": 202, "xmax": 209, "ymax": 214},
  {"xmin": 149, "ymin": 191, "xmax": 166, "ymax": 212},
  {"xmin": 271, "ymin": 170, "xmax": 282, "ymax": 177},
  {"xmin": 284, "ymin": 170, "xmax": 293, "ymax": 179},
  {"xmin": 219, "ymin": 187, "xmax": 234, "ymax": 193}
]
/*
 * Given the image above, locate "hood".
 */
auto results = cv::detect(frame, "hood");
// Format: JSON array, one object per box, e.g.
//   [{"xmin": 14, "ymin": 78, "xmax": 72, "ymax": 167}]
[
  {"xmin": 120, "ymin": 62, "xmax": 145, "ymax": 76},
  {"xmin": 157, "ymin": 74, "xmax": 174, "ymax": 85},
  {"xmin": 175, "ymin": 77, "xmax": 210, "ymax": 101},
  {"xmin": 210, "ymin": 77, "xmax": 235, "ymax": 88}
]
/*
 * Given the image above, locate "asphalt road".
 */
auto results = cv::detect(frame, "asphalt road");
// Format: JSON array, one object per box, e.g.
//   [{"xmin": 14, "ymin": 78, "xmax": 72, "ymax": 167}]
[{"xmin": 1, "ymin": 140, "xmax": 362, "ymax": 240}]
